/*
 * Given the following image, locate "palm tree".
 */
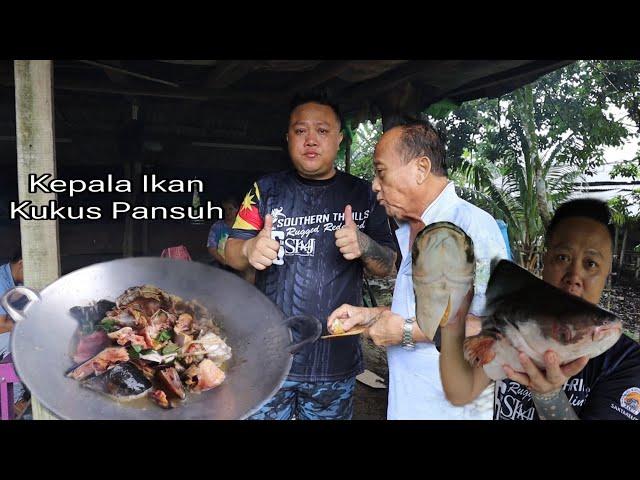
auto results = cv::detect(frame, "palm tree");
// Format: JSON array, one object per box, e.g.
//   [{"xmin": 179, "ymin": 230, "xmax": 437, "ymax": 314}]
[{"xmin": 453, "ymin": 141, "xmax": 585, "ymax": 272}]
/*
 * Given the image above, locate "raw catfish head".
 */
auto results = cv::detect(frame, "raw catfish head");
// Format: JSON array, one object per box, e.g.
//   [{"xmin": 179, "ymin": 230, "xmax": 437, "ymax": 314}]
[{"xmin": 412, "ymin": 222, "xmax": 475, "ymax": 340}]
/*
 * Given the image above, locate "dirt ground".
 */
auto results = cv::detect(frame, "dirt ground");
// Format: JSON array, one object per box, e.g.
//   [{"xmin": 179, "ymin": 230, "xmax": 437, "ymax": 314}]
[
  {"xmin": 602, "ymin": 279, "xmax": 640, "ymax": 342},
  {"xmin": 353, "ymin": 337, "xmax": 390, "ymax": 420},
  {"xmin": 352, "ymin": 277, "xmax": 640, "ymax": 420},
  {"xmin": 353, "ymin": 278, "xmax": 393, "ymax": 420}
]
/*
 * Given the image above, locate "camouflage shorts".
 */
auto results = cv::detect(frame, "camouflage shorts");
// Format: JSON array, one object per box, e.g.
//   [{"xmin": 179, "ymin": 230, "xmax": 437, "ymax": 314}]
[{"xmin": 248, "ymin": 376, "xmax": 356, "ymax": 420}]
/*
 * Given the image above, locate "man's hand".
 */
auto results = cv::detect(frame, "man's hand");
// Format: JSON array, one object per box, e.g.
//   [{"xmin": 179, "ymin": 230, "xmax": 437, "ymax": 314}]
[
  {"xmin": 241, "ymin": 214, "xmax": 281, "ymax": 271},
  {"xmin": 327, "ymin": 304, "xmax": 384, "ymax": 334},
  {"xmin": 503, "ymin": 350, "xmax": 589, "ymax": 395},
  {"xmin": 335, "ymin": 205, "xmax": 362, "ymax": 261},
  {"xmin": 335, "ymin": 204, "xmax": 397, "ymax": 276},
  {"xmin": 365, "ymin": 310, "xmax": 406, "ymax": 347}
]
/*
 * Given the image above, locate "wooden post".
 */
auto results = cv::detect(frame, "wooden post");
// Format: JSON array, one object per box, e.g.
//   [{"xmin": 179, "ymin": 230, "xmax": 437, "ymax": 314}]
[
  {"xmin": 14, "ymin": 60, "xmax": 60, "ymax": 420},
  {"xmin": 345, "ymin": 135, "xmax": 351, "ymax": 174}
]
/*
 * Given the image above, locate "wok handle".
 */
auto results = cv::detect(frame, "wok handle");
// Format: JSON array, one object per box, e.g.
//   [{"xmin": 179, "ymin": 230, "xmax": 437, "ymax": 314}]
[
  {"xmin": 0, "ymin": 286, "xmax": 41, "ymax": 322},
  {"xmin": 285, "ymin": 315, "xmax": 322, "ymax": 354}
]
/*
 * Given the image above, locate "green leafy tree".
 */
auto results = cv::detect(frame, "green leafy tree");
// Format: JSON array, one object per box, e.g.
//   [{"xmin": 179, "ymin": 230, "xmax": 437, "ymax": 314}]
[
  {"xmin": 336, "ymin": 119, "xmax": 382, "ymax": 181},
  {"xmin": 609, "ymin": 191, "xmax": 640, "ymax": 273},
  {"xmin": 430, "ymin": 60, "xmax": 639, "ymax": 269},
  {"xmin": 611, "ymin": 161, "xmax": 640, "ymax": 180},
  {"xmin": 334, "ymin": 61, "xmax": 639, "ymax": 272}
]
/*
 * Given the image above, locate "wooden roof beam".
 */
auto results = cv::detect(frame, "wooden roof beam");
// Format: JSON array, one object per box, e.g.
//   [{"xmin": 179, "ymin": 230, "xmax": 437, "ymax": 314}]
[
  {"xmin": 94, "ymin": 60, "xmax": 129, "ymax": 85},
  {"xmin": 444, "ymin": 60, "xmax": 573, "ymax": 100},
  {"xmin": 283, "ymin": 60, "xmax": 352, "ymax": 94},
  {"xmin": 0, "ymin": 74, "xmax": 278, "ymax": 103},
  {"xmin": 78, "ymin": 60, "xmax": 180, "ymax": 88},
  {"xmin": 205, "ymin": 61, "xmax": 255, "ymax": 88},
  {"xmin": 337, "ymin": 60, "xmax": 441, "ymax": 102}
]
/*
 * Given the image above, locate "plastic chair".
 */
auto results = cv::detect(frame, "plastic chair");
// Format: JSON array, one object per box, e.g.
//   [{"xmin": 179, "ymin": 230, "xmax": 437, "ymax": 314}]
[
  {"xmin": 0, "ymin": 355, "xmax": 20, "ymax": 420},
  {"xmin": 160, "ymin": 245, "xmax": 192, "ymax": 261}
]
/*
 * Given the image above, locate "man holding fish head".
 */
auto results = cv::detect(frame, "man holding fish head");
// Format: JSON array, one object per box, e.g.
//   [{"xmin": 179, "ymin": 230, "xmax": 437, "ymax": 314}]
[
  {"xmin": 440, "ymin": 199, "xmax": 640, "ymax": 420},
  {"xmin": 328, "ymin": 119, "xmax": 509, "ymax": 419}
]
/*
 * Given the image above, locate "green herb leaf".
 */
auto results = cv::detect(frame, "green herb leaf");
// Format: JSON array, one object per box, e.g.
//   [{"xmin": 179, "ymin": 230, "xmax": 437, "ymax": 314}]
[
  {"xmin": 127, "ymin": 346, "xmax": 140, "ymax": 359},
  {"xmin": 156, "ymin": 330, "xmax": 172, "ymax": 343},
  {"xmin": 132, "ymin": 344, "xmax": 143, "ymax": 353},
  {"xmin": 99, "ymin": 318, "xmax": 117, "ymax": 333},
  {"xmin": 162, "ymin": 343, "xmax": 179, "ymax": 355}
]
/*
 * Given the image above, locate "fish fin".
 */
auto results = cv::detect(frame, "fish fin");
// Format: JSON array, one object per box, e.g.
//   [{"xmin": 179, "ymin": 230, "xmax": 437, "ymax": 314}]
[{"xmin": 463, "ymin": 335, "xmax": 496, "ymax": 367}]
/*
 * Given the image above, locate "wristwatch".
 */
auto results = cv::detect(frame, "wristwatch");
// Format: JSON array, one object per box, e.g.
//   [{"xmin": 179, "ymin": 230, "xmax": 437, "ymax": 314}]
[{"xmin": 401, "ymin": 317, "xmax": 416, "ymax": 350}]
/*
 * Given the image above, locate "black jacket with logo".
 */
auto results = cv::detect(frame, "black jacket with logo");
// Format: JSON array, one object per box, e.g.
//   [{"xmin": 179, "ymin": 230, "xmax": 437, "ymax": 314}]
[{"xmin": 230, "ymin": 170, "xmax": 396, "ymax": 382}]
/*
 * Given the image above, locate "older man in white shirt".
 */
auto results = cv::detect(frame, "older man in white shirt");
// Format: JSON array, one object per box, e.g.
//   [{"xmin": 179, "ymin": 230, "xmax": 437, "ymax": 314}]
[{"xmin": 328, "ymin": 120, "xmax": 508, "ymax": 419}]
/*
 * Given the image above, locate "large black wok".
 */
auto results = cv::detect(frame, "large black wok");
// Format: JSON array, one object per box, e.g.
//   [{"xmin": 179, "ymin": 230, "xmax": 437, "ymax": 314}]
[{"xmin": 0, "ymin": 257, "xmax": 321, "ymax": 420}]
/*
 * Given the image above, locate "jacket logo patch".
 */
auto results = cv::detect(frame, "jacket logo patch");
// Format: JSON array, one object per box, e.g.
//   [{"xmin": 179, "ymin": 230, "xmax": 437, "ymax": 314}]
[{"xmin": 620, "ymin": 387, "xmax": 640, "ymax": 415}]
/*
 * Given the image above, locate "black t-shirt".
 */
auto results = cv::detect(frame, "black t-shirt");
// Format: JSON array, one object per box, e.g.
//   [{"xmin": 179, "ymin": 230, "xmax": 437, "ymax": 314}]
[
  {"xmin": 229, "ymin": 169, "xmax": 396, "ymax": 382},
  {"xmin": 494, "ymin": 335, "xmax": 640, "ymax": 420}
]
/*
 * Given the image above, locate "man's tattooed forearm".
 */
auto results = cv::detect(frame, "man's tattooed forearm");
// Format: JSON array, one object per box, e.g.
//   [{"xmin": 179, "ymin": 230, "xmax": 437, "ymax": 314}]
[
  {"xmin": 357, "ymin": 231, "xmax": 397, "ymax": 277},
  {"xmin": 531, "ymin": 390, "xmax": 579, "ymax": 420}
]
